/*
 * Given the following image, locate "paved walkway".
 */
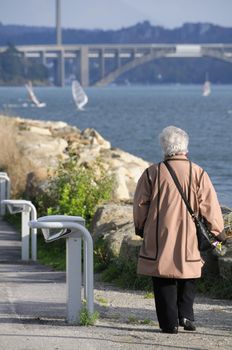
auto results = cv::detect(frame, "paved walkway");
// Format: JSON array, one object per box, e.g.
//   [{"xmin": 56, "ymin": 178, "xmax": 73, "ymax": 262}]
[{"xmin": 0, "ymin": 218, "xmax": 232, "ymax": 350}]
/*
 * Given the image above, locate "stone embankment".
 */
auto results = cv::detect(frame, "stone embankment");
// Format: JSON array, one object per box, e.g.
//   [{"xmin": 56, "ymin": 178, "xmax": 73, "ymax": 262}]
[{"xmin": 1, "ymin": 115, "xmax": 149, "ymax": 201}]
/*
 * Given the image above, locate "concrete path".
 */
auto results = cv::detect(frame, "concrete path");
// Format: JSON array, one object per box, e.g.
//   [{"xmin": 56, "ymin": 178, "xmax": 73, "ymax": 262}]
[{"xmin": 0, "ymin": 218, "xmax": 231, "ymax": 350}]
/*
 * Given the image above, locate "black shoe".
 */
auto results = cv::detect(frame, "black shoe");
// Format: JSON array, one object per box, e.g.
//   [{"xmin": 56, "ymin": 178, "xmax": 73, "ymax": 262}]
[
  {"xmin": 179, "ymin": 318, "xmax": 196, "ymax": 331},
  {"xmin": 161, "ymin": 326, "xmax": 178, "ymax": 334}
]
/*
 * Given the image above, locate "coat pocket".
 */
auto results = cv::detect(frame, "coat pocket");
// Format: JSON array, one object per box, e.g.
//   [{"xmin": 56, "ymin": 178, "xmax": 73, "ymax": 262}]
[{"xmin": 186, "ymin": 229, "xmax": 201, "ymax": 261}]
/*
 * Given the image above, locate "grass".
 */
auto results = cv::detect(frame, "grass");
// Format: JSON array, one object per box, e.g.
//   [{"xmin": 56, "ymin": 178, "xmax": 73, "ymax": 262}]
[
  {"xmin": 100, "ymin": 258, "xmax": 152, "ymax": 291},
  {"xmin": 0, "ymin": 115, "xmax": 36, "ymax": 196},
  {"xmin": 197, "ymin": 275, "xmax": 232, "ymax": 299},
  {"xmin": 95, "ymin": 296, "xmax": 108, "ymax": 306},
  {"xmin": 79, "ymin": 305, "xmax": 99, "ymax": 326},
  {"xmin": 127, "ymin": 315, "xmax": 154, "ymax": 325},
  {"xmin": 4, "ymin": 212, "xmax": 21, "ymax": 231},
  {"xmin": 37, "ymin": 234, "xmax": 66, "ymax": 270},
  {"xmin": 127, "ymin": 315, "xmax": 139, "ymax": 324},
  {"xmin": 144, "ymin": 291, "xmax": 154, "ymax": 299}
]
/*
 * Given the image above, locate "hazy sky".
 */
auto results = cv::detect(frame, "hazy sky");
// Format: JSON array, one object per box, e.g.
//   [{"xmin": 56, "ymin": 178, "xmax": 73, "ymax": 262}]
[{"xmin": 1, "ymin": 0, "xmax": 232, "ymax": 29}]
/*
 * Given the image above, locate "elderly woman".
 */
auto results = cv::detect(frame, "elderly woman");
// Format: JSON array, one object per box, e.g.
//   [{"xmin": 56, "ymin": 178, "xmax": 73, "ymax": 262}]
[{"xmin": 133, "ymin": 125, "xmax": 226, "ymax": 334}]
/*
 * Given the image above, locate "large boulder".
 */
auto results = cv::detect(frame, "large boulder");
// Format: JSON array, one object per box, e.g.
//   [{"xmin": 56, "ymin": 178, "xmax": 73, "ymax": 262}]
[
  {"xmin": 217, "ymin": 207, "xmax": 232, "ymax": 280},
  {"xmin": 0, "ymin": 115, "xmax": 150, "ymax": 201},
  {"xmin": 108, "ymin": 148, "xmax": 149, "ymax": 200},
  {"xmin": 17, "ymin": 132, "xmax": 68, "ymax": 169},
  {"xmin": 91, "ymin": 203, "xmax": 142, "ymax": 263}
]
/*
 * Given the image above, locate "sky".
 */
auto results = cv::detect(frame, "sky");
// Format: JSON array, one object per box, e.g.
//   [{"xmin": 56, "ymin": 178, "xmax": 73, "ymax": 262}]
[{"xmin": 1, "ymin": 0, "xmax": 232, "ymax": 30}]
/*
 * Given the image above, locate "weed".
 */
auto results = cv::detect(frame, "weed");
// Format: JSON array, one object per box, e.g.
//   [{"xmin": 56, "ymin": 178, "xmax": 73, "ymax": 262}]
[
  {"xmin": 95, "ymin": 296, "xmax": 108, "ymax": 306},
  {"xmin": 140, "ymin": 319, "xmax": 153, "ymax": 325},
  {"xmin": 127, "ymin": 315, "xmax": 139, "ymax": 324},
  {"xmin": 79, "ymin": 305, "xmax": 99, "ymax": 326},
  {"xmin": 127, "ymin": 316, "xmax": 153, "ymax": 325},
  {"xmin": 144, "ymin": 292, "xmax": 154, "ymax": 299}
]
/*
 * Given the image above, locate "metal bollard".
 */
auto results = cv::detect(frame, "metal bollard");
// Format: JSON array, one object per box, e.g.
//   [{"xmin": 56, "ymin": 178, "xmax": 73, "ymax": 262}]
[
  {"xmin": 1, "ymin": 199, "xmax": 37, "ymax": 261},
  {"xmin": 29, "ymin": 216, "xmax": 94, "ymax": 324},
  {"xmin": 0, "ymin": 172, "xmax": 11, "ymax": 216},
  {"xmin": 37, "ymin": 215, "xmax": 89, "ymax": 299}
]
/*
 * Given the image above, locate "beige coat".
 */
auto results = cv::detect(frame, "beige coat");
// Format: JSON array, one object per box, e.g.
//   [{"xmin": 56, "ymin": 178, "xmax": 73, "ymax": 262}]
[{"xmin": 133, "ymin": 154, "xmax": 225, "ymax": 279}]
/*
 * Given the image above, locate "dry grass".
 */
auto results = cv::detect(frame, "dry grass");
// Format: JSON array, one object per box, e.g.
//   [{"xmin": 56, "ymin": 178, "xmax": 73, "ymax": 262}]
[{"xmin": 0, "ymin": 115, "xmax": 34, "ymax": 197}]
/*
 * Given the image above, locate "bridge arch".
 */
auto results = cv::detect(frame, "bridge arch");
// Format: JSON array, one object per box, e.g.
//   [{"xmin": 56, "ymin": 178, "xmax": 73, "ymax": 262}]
[
  {"xmin": 94, "ymin": 47, "xmax": 232, "ymax": 87},
  {"xmin": 94, "ymin": 48, "xmax": 175, "ymax": 87},
  {"xmin": 201, "ymin": 49, "xmax": 232, "ymax": 64}
]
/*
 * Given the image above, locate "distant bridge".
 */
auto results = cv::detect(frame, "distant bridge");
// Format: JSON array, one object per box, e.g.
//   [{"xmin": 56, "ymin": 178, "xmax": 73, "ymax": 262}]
[{"xmin": 1, "ymin": 43, "xmax": 232, "ymax": 87}]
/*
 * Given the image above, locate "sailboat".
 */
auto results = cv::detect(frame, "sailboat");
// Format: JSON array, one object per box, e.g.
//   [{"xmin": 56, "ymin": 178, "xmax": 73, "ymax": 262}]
[
  {"xmin": 72, "ymin": 80, "xmax": 88, "ymax": 110},
  {"xmin": 25, "ymin": 81, "xmax": 46, "ymax": 108},
  {"xmin": 202, "ymin": 74, "xmax": 211, "ymax": 97}
]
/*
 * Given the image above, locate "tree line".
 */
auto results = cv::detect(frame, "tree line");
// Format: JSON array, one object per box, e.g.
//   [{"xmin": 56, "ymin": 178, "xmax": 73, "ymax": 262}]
[{"xmin": 0, "ymin": 44, "xmax": 48, "ymax": 85}]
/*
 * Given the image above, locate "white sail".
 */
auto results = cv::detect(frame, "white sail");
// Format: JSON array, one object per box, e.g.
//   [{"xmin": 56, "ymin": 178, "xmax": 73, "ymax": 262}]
[
  {"xmin": 202, "ymin": 80, "xmax": 211, "ymax": 97},
  {"xmin": 25, "ymin": 82, "xmax": 46, "ymax": 108},
  {"xmin": 72, "ymin": 80, "xmax": 88, "ymax": 110},
  {"xmin": 202, "ymin": 73, "xmax": 211, "ymax": 97}
]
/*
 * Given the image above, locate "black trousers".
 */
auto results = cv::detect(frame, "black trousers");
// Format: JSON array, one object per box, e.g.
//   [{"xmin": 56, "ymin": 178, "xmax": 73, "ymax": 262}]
[{"xmin": 152, "ymin": 277, "xmax": 197, "ymax": 330}]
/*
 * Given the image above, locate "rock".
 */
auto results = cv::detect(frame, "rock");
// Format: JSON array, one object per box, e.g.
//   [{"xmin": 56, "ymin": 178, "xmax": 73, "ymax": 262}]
[
  {"xmin": 17, "ymin": 131, "xmax": 69, "ymax": 168},
  {"xmin": 81, "ymin": 128, "xmax": 111, "ymax": 149},
  {"xmin": 0, "ymin": 115, "xmax": 150, "ymax": 201},
  {"xmin": 222, "ymin": 207, "xmax": 232, "ymax": 240},
  {"xmin": 108, "ymin": 148, "xmax": 149, "ymax": 200},
  {"xmin": 218, "ymin": 256, "xmax": 232, "ymax": 280},
  {"xmin": 16, "ymin": 117, "xmax": 69, "ymax": 131},
  {"xmin": 120, "ymin": 235, "xmax": 143, "ymax": 265},
  {"xmin": 28, "ymin": 126, "xmax": 52, "ymax": 136},
  {"xmin": 91, "ymin": 203, "xmax": 142, "ymax": 261}
]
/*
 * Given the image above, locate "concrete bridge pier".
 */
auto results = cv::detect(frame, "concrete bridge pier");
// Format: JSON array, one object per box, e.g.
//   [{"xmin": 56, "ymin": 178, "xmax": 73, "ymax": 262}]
[
  {"xmin": 99, "ymin": 49, "xmax": 105, "ymax": 80},
  {"xmin": 57, "ymin": 50, "xmax": 65, "ymax": 87},
  {"xmin": 40, "ymin": 51, "xmax": 46, "ymax": 66},
  {"xmin": 79, "ymin": 47, "xmax": 89, "ymax": 87},
  {"xmin": 21, "ymin": 51, "xmax": 29, "ymax": 80},
  {"xmin": 115, "ymin": 49, "xmax": 121, "ymax": 69}
]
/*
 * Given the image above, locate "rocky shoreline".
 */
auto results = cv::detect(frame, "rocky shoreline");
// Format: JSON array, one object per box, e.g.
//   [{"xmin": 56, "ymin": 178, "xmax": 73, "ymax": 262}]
[{"xmin": 0, "ymin": 115, "xmax": 149, "ymax": 201}]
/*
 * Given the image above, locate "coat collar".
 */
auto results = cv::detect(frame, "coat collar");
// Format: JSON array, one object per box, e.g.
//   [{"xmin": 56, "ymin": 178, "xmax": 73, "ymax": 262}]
[{"xmin": 164, "ymin": 154, "xmax": 189, "ymax": 161}]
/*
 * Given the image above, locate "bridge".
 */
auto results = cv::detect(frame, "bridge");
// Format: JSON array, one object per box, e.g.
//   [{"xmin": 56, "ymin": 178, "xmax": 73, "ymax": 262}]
[
  {"xmin": 1, "ymin": 43, "xmax": 232, "ymax": 87},
  {"xmin": 1, "ymin": 0, "xmax": 232, "ymax": 87}
]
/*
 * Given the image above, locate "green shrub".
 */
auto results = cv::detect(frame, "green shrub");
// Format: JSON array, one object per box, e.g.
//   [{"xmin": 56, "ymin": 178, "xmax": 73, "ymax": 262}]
[
  {"xmin": 36, "ymin": 157, "xmax": 114, "ymax": 226},
  {"xmin": 34, "ymin": 156, "xmax": 114, "ymax": 268}
]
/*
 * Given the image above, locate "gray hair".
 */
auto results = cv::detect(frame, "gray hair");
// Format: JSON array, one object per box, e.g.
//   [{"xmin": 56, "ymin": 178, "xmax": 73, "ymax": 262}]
[{"xmin": 159, "ymin": 126, "xmax": 189, "ymax": 156}]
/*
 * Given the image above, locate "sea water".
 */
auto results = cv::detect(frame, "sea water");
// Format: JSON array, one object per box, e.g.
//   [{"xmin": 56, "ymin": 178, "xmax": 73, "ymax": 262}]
[{"xmin": 0, "ymin": 84, "xmax": 232, "ymax": 207}]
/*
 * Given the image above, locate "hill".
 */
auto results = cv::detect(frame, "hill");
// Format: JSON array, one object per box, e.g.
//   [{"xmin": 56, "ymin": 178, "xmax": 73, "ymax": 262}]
[{"xmin": 1, "ymin": 21, "xmax": 232, "ymax": 45}]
